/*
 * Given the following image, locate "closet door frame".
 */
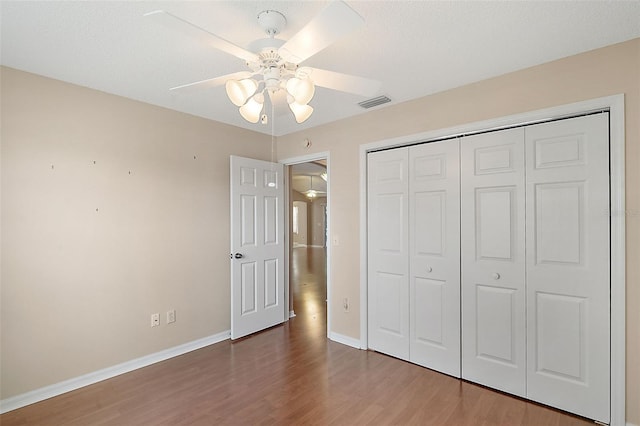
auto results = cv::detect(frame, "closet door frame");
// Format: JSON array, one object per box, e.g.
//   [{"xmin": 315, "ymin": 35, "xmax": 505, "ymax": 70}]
[{"xmin": 359, "ymin": 94, "xmax": 626, "ymax": 426}]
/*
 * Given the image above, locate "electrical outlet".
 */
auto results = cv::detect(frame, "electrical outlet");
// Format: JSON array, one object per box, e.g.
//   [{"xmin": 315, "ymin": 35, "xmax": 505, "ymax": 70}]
[
  {"xmin": 151, "ymin": 313, "xmax": 160, "ymax": 327},
  {"xmin": 343, "ymin": 297, "xmax": 349, "ymax": 312},
  {"xmin": 167, "ymin": 309, "xmax": 176, "ymax": 324}
]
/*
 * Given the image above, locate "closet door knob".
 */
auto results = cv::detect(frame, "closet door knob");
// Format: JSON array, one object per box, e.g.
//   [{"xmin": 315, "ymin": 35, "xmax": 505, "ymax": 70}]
[
  {"xmin": 426, "ymin": 266, "xmax": 433, "ymax": 273},
  {"xmin": 493, "ymin": 272, "xmax": 501, "ymax": 280}
]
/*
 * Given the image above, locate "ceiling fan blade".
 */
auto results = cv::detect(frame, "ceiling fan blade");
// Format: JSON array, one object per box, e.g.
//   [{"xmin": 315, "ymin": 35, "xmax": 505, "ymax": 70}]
[
  {"xmin": 169, "ymin": 71, "xmax": 252, "ymax": 92},
  {"xmin": 308, "ymin": 68, "xmax": 381, "ymax": 97},
  {"xmin": 144, "ymin": 10, "xmax": 258, "ymax": 63},
  {"xmin": 279, "ymin": 1, "xmax": 364, "ymax": 64}
]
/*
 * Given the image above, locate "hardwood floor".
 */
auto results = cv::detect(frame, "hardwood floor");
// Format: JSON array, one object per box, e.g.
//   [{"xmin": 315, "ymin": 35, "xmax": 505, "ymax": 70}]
[{"xmin": 2, "ymin": 247, "xmax": 592, "ymax": 425}]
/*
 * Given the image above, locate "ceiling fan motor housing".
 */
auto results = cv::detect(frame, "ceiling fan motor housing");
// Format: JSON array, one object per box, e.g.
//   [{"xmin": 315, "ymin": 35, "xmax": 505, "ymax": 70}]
[
  {"xmin": 257, "ymin": 10, "xmax": 287, "ymax": 36},
  {"xmin": 263, "ymin": 66, "xmax": 283, "ymax": 91}
]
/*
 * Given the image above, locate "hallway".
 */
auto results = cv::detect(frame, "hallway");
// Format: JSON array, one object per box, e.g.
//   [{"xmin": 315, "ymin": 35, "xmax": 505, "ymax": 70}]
[
  {"xmin": 291, "ymin": 246, "xmax": 327, "ymax": 335},
  {"xmin": 2, "ymin": 246, "xmax": 593, "ymax": 425}
]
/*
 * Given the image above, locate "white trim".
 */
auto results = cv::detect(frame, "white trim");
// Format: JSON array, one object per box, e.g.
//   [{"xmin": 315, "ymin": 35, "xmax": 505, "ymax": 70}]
[
  {"xmin": 359, "ymin": 95, "xmax": 625, "ymax": 425},
  {"xmin": 359, "ymin": 145, "xmax": 369, "ymax": 350},
  {"xmin": 329, "ymin": 331, "xmax": 362, "ymax": 349},
  {"xmin": 280, "ymin": 152, "xmax": 331, "ymax": 339},
  {"xmin": 0, "ymin": 330, "xmax": 231, "ymax": 414},
  {"xmin": 609, "ymin": 95, "xmax": 626, "ymax": 426},
  {"xmin": 283, "ymin": 164, "xmax": 291, "ymax": 321}
]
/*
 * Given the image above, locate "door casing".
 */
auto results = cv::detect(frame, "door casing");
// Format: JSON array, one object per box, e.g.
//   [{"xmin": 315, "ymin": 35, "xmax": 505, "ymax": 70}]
[{"xmin": 281, "ymin": 152, "xmax": 331, "ymax": 338}]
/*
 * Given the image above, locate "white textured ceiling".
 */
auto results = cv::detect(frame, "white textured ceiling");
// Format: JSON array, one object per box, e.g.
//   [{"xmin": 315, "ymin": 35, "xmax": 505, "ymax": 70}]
[{"xmin": 2, "ymin": 1, "xmax": 639, "ymax": 136}]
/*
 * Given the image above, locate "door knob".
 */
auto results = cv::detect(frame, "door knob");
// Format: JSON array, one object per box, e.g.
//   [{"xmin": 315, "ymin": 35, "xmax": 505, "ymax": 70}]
[
  {"xmin": 426, "ymin": 266, "xmax": 433, "ymax": 273},
  {"xmin": 234, "ymin": 253, "xmax": 244, "ymax": 259},
  {"xmin": 493, "ymin": 272, "xmax": 501, "ymax": 280}
]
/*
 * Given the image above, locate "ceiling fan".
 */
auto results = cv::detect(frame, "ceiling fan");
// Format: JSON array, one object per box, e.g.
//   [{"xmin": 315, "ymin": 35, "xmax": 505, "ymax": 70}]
[{"xmin": 145, "ymin": 1, "xmax": 381, "ymax": 124}]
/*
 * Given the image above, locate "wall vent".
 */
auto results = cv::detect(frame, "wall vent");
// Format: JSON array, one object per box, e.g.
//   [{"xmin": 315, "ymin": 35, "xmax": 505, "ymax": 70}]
[{"xmin": 358, "ymin": 95, "xmax": 391, "ymax": 109}]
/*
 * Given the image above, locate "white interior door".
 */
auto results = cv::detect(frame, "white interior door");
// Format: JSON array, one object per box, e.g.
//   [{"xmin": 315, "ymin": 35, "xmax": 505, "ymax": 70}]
[
  {"xmin": 409, "ymin": 140, "xmax": 461, "ymax": 377},
  {"xmin": 230, "ymin": 156, "xmax": 285, "ymax": 339},
  {"xmin": 367, "ymin": 148, "xmax": 410, "ymax": 360},
  {"xmin": 525, "ymin": 114, "xmax": 610, "ymax": 423},
  {"xmin": 461, "ymin": 128, "xmax": 527, "ymax": 397}
]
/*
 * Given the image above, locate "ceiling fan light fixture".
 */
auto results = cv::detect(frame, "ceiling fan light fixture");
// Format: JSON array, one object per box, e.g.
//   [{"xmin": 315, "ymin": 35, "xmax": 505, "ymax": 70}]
[
  {"xmin": 286, "ymin": 77, "xmax": 315, "ymax": 105},
  {"xmin": 226, "ymin": 78, "xmax": 258, "ymax": 107},
  {"xmin": 289, "ymin": 102, "xmax": 313, "ymax": 124},
  {"xmin": 148, "ymin": 3, "xmax": 380, "ymax": 126},
  {"xmin": 239, "ymin": 93, "xmax": 264, "ymax": 123}
]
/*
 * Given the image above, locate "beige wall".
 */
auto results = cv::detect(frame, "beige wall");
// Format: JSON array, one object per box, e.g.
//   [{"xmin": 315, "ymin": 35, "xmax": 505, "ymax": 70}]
[
  {"xmin": 277, "ymin": 39, "xmax": 640, "ymax": 423},
  {"xmin": 292, "ymin": 200, "xmax": 308, "ymax": 245},
  {"xmin": 310, "ymin": 197, "xmax": 327, "ymax": 247},
  {"xmin": 0, "ymin": 67, "xmax": 271, "ymax": 398}
]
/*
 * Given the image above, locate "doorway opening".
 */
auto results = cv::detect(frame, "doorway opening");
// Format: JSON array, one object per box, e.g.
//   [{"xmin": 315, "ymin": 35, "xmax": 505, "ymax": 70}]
[{"xmin": 286, "ymin": 156, "xmax": 330, "ymax": 336}]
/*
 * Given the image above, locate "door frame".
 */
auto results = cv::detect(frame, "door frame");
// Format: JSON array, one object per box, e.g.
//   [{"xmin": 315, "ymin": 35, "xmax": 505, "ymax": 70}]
[
  {"xmin": 281, "ymin": 152, "xmax": 331, "ymax": 337},
  {"xmin": 359, "ymin": 94, "xmax": 626, "ymax": 425}
]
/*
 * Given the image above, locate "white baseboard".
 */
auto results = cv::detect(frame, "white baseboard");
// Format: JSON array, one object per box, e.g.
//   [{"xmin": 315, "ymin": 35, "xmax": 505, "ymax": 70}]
[
  {"xmin": 626, "ymin": 422, "xmax": 638, "ymax": 426},
  {"xmin": 328, "ymin": 331, "xmax": 362, "ymax": 349},
  {"xmin": 289, "ymin": 310, "xmax": 296, "ymax": 318},
  {"xmin": 0, "ymin": 330, "xmax": 231, "ymax": 414}
]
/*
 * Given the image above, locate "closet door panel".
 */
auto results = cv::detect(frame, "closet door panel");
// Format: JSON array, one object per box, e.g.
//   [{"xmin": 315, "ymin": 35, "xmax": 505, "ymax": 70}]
[
  {"xmin": 367, "ymin": 149, "xmax": 410, "ymax": 360},
  {"xmin": 525, "ymin": 114, "xmax": 610, "ymax": 423},
  {"xmin": 409, "ymin": 140, "xmax": 461, "ymax": 377},
  {"xmin": 461, "ymin": 128, "xmax": 526, "ymax": 397}
]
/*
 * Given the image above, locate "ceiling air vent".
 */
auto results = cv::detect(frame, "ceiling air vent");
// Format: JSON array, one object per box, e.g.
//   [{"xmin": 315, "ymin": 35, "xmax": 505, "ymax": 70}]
[{"xmin": 358, "ymin": 95, "xmax": 391, "ymax": 109}]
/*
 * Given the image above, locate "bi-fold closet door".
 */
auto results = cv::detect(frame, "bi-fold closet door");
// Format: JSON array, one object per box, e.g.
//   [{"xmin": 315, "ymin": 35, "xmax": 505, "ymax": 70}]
[
  {"xmin": 367, "ymin": 140, "xmax": 461, "ymax": 377},
  {"xmin": 367, "ymin": 113, "xmax": 610, "ymax": 424},
  {"xmin": 460, "ymin": 127, "xmax": 527, "ymax": 396},
  {"xmin": 461, "ymin": 114, "xmax": 610, "ymax": 423}
]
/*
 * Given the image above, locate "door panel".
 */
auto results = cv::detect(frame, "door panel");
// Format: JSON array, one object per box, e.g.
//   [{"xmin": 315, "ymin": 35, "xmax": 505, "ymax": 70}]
[
  {"xmin": 461, "ymin": 128, "xmax": 526, "ymax": 397},
  {"xmin": 534, "ymin": 182, "xmax": 584, "ymax": 264},
  {"xmin": 231, "ymin": 156, "xmax": 285, "ymax": 339},
  {"xmin": 414, "ymin": 191, "xmax": 445, "ymax": 256},
  {"xmin": 414, "ymin": 278, "xmax": 445, "ymax": 345},
  {"xmin": 525, "ymin": 114, "xmax": 610, "ymax": 423},
  {"xmin": 241, "ymin": 262, "xmax": 257, "ymax": 314},
  {"xmin": 367, "ymin": 149, "xmax": 410, "ymax": 360},
  {"xmin": 409, "ymin": 141, "xmax": 460, "ymax": 376},
  {"xmin": 475, "ymin": 187, "xmax": 516, "ymax": 260},
  {"xmin": 475, "ymin": 285, "xmax": 517, "ymax": 365}
]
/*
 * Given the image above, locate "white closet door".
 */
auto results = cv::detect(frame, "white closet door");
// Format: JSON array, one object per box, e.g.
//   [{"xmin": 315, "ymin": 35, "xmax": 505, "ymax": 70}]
[
  {"xmin": 367, "ymin": 148, "xmax": 410, "ymax": 360},
  {"xmin": 525, "ymin": 114, "xmax": 610, "ymax": 423},
  {"xmin": 461, "ymin": 128, "xmax": 526, "ymax": 397},
  {"xmin": 409, "ymin": 141, "xmax": 461, "ymax": 377}
]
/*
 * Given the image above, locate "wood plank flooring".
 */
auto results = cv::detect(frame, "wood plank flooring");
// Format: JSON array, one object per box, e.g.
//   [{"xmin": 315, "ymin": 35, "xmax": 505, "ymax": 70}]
[{"xmin": 1, "ymin": 247, "xmax": 593, "ymax": 425}]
